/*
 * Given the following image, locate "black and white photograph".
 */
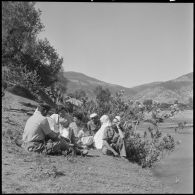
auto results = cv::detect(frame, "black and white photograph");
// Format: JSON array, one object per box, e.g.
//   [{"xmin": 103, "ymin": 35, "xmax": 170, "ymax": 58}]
[{"xmin": 2, "ymin": 1, "xmax": 193, "ymax": 194}]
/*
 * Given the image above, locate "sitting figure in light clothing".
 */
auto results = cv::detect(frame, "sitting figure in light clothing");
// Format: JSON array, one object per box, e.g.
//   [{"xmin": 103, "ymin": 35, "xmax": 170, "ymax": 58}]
[{"xmin": 77, "ymin": 123, "xmax": 94, "ymax": 149}]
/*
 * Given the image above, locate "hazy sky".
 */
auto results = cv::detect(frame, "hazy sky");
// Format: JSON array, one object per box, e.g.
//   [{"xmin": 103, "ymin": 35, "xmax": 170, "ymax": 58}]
[{"xmin": 35, "ymin": 2, "xmax": 193, "ymax": 88}]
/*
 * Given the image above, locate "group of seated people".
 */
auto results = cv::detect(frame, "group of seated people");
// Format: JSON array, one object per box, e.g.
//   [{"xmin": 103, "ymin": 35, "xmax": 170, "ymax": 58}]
[{"xmin": 22, "ymin": 103, "xmax": 127, "ymax": 159}]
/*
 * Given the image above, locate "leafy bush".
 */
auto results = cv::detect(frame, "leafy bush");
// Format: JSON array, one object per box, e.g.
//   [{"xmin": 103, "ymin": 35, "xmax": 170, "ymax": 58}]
[{"xmin": 125, "ymin": 130, "xmax": 175, "ymax": 168}]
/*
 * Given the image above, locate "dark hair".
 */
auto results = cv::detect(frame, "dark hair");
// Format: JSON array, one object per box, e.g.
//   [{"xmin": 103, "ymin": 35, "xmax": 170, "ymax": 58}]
[
  {"xmin": 73, "ymin": 112, "xmax": 83, "ymax": 121},
  {"xmin": 48, "ymin": 107, "xmax": 56, "ymax": 115},
  {"xmin": 38, "ymin": 103, "xmax": 51, "ymax": 114},
  {"xmin": 111, "ymin": 123, "xmax": 118, "ymax": 132},
  {"xmin": 83, "ymin": 123, "xmax": 88, "ymax": 129},
  {"xmin": 55, "ymin": 105, "xmax": 65, "ymax": 114}
]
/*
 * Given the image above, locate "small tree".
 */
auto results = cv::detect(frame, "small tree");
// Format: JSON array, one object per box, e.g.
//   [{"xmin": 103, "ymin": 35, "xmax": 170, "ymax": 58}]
[
  {"xmin": 68, "ymin": 89, "xmax": 88, "ymax": 101},
  {"xmin": 2, "ymin": 2, "xmax": 44, "ymax": 68},
  {"xmin": 94, "ymin": 86, "xmax": 112, "ymax": 116},
  {"xmin": 143, "ymin": 99, "xmax": 153, "ymax": 112}
]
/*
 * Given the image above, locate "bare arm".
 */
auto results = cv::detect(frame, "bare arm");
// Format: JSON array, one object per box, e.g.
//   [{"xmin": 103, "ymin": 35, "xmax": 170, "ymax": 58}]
[{"xmin": 41, "ymin": 118, "xmax": 60, "ymax": 141}]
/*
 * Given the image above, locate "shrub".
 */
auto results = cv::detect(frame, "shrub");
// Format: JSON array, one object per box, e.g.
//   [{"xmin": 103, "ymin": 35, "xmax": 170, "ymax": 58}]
[{"xmin": 125, "ymin": 130, "xmax": 175, "ymax": 168}]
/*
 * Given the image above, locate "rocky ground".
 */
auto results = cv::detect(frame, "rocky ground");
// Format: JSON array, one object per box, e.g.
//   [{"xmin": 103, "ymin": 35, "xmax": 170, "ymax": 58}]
[{"xmin": 2, "ymin": 91, "xmax": 174, "ymax": 193}]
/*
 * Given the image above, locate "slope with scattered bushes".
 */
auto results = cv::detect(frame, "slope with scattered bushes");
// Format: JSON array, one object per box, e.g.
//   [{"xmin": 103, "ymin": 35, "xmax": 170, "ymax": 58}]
[{"xmin": 2, "ymin": 91, "xmax": 173, "ymax": 193}]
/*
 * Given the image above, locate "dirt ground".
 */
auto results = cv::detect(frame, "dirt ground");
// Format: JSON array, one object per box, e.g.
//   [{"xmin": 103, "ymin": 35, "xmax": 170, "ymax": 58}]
[{"xmin": 2, "ymin": 91, "xmax": 174, "ymax": 193}]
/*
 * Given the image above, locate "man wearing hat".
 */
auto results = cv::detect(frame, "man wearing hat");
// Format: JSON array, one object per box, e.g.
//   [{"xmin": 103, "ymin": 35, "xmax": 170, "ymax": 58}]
[
  {"xmin": 22, "ymin": 103, "xmax": 73, "ymax": 155},
  {"xmin": 87, "ymin": 113, "xmax": 101, "ymax": 136}
]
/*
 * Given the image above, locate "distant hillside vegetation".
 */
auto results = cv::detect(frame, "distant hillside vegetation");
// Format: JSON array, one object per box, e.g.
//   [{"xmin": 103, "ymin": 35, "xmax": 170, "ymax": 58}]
[
  {"xmin": 63, "ymin": 71, "xmax": 137, "ymax": 99},
  {"xmin": 63, "ymin": 71, "xmax": 193, "ymax": 104}
]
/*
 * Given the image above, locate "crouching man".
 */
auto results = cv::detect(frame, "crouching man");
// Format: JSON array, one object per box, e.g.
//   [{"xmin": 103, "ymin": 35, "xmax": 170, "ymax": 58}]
[
  {"xmin": 22, "ymin": 103, "xmax": 73, "ymax": 155},
  {"xmin": 102, "ymin": 120, "xmax": 127, "ymax": 159}
]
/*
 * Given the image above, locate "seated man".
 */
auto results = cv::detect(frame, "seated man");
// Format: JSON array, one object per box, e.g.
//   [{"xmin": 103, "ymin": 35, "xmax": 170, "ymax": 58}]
[
  {"xmin": 77, "ymin": 123, "xmax": 94, "ymax": 149},
  {"xmin": 60, "ymin": 119, "xmax": 89, "ymax": 155},
  {"xmin": 69, "ymin": 112, "xmax": 84, "ymax": 141},
  {"xmin": 113, "ymin": 116, "xmax": 126, "ymax": 137},
  {"xmin": 102, "ymin": 121, "xmax": 127, "ymax": 159},
  {"xmin": 87, "ymin": 113, "xmax": 101, "ymax": 136},
  {"xmin": 22, "ymin": 103, "xmax": 73, "ymax": 155},
  {"xmin": 60, "ymin": 119, "xmax": 72, "ymax": 142},
  {"xmin": 68, "ymin": 112, "xmax": 89, "ymax": 155}
]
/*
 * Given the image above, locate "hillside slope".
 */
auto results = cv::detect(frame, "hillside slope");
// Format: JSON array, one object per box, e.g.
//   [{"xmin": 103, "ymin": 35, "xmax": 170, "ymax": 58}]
[
  {"xmin": 64, "ymin": 71, "xmax": 193, "ymax": 103},
  {"xmin": 63, "ymin": 71, "xmax": 137, "ymax": 99},
  {"xmin": 2, "ymin": 91, "xmax": 173, "ymax": 193},
  {"xmin": 133, "ymin": 73, "xmax": 193, "ymax": 103}
]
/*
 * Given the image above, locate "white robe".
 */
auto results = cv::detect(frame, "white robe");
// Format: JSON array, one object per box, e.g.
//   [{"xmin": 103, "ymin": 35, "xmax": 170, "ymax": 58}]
[
  {"xmin": 48, "ymin": 114, "xmax": 60, "ymax": 132},
  {"xmin": 94, "ymin": 115, "xmax": 111, "ymax": 149},
  {"xmin": 47, "ymin": 114, "xmax": 66, "ymax": 133}
]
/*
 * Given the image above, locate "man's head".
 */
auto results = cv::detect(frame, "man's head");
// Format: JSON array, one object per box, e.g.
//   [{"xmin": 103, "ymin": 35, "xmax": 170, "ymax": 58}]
[
  {"xmin": 55, "ymin": 105, "xmax": 66, "ymax": 117},
  {"xmin": 61, "ymin": 119, "xmax": 70, "ymax": 128},
  {"xmin": 37, "ymin": 103, "xmax": 51, "ymax": 116},
  {"xmin": 90, "ymin": 113, "xmax": 98, "ymax": 121},
  {"xmin": 73, "ymin": 112, "xmax": 83, "ymax": 125},
  {"xmin": 112, "ymin": 116, "xmax": 121, "ymax": 125}
]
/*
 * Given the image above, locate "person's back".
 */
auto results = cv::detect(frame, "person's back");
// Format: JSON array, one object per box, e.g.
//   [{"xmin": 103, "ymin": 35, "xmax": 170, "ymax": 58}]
[{"xmin": 22, "ymin": 111, "xmax": 47, "ymax": 143}]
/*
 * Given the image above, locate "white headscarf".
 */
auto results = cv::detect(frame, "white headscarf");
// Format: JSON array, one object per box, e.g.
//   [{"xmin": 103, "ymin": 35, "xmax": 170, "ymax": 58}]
[
  {"xmin": 90, "ymin": 113, "xmax": 98, "ymax": 119},
  {"xmin": 94, "ymin": 115, "xmax": 111, "ymax": 149},
  {"xmin": 114, "ymin": 116, "xmax": 121, "ymax": 122}
]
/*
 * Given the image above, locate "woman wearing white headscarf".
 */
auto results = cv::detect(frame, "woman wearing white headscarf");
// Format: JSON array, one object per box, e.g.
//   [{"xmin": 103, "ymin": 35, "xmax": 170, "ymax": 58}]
[{"xmin": 94, "ymin": 115, "xmax": 111, "ymax": 149}]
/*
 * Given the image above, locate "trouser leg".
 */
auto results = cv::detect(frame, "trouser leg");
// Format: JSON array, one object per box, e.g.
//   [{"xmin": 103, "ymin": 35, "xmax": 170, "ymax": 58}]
[
  {"xmin": 116, "ymin": 138, "xmax": 127, "ymax": 157},
  {"xmin": 45, "ymin": 139, "xmax": 70, "ymax": 155},
  {"xmin": 102, "ymin": 146, "xmax": 115, "ymax": 156}
]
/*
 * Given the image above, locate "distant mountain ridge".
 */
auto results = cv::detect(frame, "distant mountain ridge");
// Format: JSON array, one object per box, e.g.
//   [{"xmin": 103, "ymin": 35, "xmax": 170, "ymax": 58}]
[{"xmin": 63, "ymin": 71, "xmax": 193, "ymax": 103}]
